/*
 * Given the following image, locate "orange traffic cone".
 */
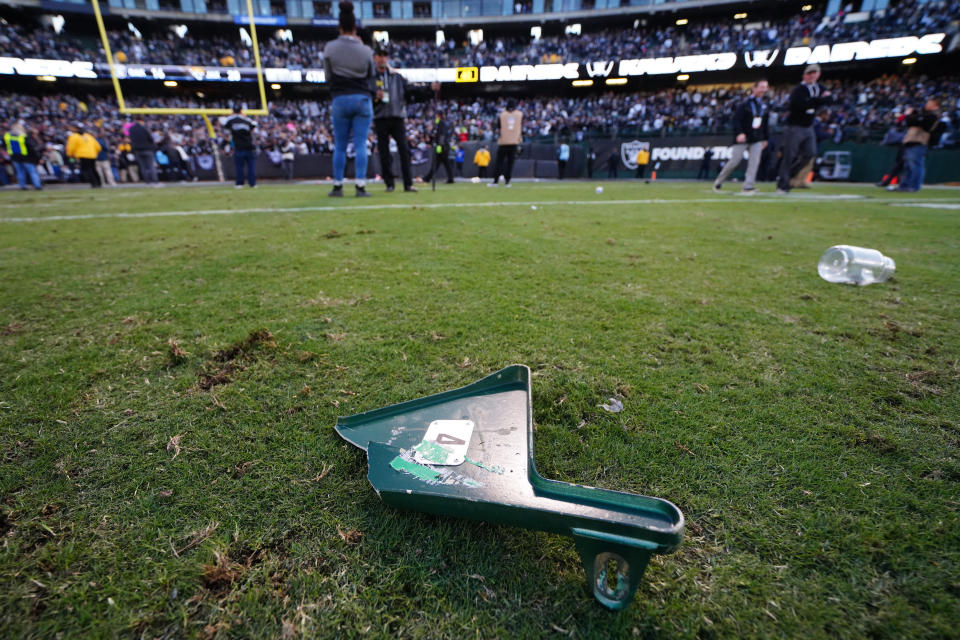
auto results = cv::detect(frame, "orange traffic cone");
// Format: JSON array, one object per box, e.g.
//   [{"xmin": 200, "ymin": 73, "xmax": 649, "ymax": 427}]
[{"xmin": 650, "ymin": 170, "xmax": 657, "ymax": 181}]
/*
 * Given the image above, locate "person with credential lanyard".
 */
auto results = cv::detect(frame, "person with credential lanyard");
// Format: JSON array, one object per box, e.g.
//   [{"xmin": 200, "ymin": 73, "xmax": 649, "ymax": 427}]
[
  {"xmin": 714, "ymin": 79, "xmax": 770, "ymax": 195},
  {"xmin": 776, "ymin": 64, "xmax": 834, "ymax": 194},
  {"xmin": 323, "ymin": 1, "xmax": 376, "ymax": 197},
  {"xmin": 423, "ymin": 110, "xmax": 455, "ymax": 185},
  {"xmin": 372, "ymin": 43, "xmax": 416, "ymax": 192},
  {"xmin": 488, "ymin": 99, "xmax": 522, "ymax": 187}
]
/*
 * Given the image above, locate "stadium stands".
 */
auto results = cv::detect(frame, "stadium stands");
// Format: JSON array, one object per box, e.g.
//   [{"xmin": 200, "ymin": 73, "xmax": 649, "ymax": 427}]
[
  {"xmin": 2, "ymin": 74, "xmax": 957, "ymax": 176},
  {"xmin": 1, "ymin": 1, "xmax": 957, "ymax": 68},
  {"xmin": 1, "ymin": 0, "xmax": 958, "ymax": 184}
]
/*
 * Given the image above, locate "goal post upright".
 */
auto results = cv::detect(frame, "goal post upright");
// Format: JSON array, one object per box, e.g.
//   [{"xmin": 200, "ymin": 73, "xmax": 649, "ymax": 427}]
[{"xmin": 90, "ymin": 0, "xmax": 269, "ymax": 117}]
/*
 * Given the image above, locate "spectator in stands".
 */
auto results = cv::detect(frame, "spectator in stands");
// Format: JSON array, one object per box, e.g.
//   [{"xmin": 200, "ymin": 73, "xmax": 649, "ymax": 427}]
[
  {"xmin": 372, "ymin": 44, "xmax": 416, "ymax": 192},
  {"xmin": 2, "ymin": 2, "xmax": 957, "ymax": 78},
  {"xmin": 129, "ymin": 117, "xmax": 159, "ymax": 186},
  {"xmin": 898, "ymin": 97, "xmax": 945, "ymax": 192},
  {"xmin": 489, "ymin": 99, "xmax": 522, "ymax": 187},
  {"xmin": 162, "ymin": 136, "xmax": 192, "ymax": 182},
  {"xmin": 155, "ymin": 146, "xmax": 171, "ymax": 180},
  {"xmin": 777, "ymin": 64, "xmax": 834, "ymax": 194},
  {"xmin": 324, "ymin": 1, "xmax": 375, "ymax": 197},
  {"xmin": 65, "ymin": 123, "xmax": 102, "ymax": 188},
  {"xmin": 224, "ymin": 105, "xmax": 258, "ymax": 188},
  {"xmin": 3, "ymin": 121, "xmax": 43, "ymax": 190},
  {"xmin": 714, "ymin": 79, "xmax": 770, "ymax": 195},
  {"xmin": 41, "ymin": 143, "xmax": 64, "ymax": 182}
]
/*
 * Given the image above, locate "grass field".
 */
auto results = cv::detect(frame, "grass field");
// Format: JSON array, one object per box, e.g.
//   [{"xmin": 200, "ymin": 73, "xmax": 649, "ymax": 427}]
[{"xmin": 1, "ymin": 181, "xmax": 958, "ymax": 639}]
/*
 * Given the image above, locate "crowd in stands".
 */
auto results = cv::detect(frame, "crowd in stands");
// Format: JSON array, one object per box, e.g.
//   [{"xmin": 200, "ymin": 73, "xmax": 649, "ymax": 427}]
[
  {"xmin": 1, "ymin": 0, "xmax": 958, "ymax": 70},
  {"xmin": 2, "ymin": 73, "xmax": 957, "ymax": 185}
]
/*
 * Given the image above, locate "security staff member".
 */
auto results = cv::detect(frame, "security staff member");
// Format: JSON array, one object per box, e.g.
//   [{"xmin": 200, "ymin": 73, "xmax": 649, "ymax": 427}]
[
  {"xmin": 473, "ymin": 145, "xmax": 491, "ymax": 179},
  {"xmin": 424, "ymin": 111, "xmax": 455, "ymax": 184},
  {"xmin": 776, "ymin": 64, "xmax": 834, "ymax": 193},
  {"xmin": 372, "ymin": 45, "xmax": 416, "ymax": 192},
  {"xmin": 224, "ymin": 105, "xmax": 258, "ymax": 188},
  {"xmin": 65, "ymin": 123, "xmax": 102, "ymax": 188},
  {"xmin": 635, "ymin": 146, "xmax": 650, "ymax": 179},
  {"xmin": 714, "ymin": 78, "xmax": 770, "ymax": 195},
  {"xmin": 4, "ymin": 121, "xmax": 43, "ymax": 190}
]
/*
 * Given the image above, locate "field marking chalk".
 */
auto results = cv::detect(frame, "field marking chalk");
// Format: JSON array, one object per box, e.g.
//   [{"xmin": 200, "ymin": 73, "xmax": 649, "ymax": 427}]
[
  {"xmin": 890, "ymin": 202, "xmax": 960, "ymax": 210},
  {"xmin": 0, "ymin": 195, "xmax": 881, "ymax": 224}
]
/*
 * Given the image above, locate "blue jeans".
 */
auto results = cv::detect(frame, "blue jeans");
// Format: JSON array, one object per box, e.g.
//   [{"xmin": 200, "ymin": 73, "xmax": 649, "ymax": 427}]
[
  {"xmin": 234, "ymin": 149, "xmax": 257, "ymax": 187},
  {"xmin": 13, "ymin": 161, "xmax": 42, "ymax": 190},
  {"xmin": 332, "ymin": 93, "xmax": 373, "ymax": 183},
  {"xmin": 901, "ymin": 145, "xmax": 926, "ymax": 191}
]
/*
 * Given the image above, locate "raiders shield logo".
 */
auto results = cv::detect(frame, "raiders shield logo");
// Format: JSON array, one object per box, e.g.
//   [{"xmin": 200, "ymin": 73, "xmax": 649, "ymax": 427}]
[
  {"xmin": 196, "ymin": 154, "xmax": 215, "ymax": 171},
  {"xmin": 621, "ymin": 140, "xmax": 650, "ymax": 170}
]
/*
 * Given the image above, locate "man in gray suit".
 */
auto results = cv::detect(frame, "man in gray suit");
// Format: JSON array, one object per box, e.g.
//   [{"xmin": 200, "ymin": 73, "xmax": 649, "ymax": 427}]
[{"xmin": 714, "ymin": 79, "xmax": 770, "ymax": 195}]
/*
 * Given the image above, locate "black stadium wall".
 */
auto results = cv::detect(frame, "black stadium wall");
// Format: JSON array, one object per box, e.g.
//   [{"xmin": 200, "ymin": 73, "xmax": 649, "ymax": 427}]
[{"xmin": 195, "ymin": 138, "xmax": 960, "ymax": 184}]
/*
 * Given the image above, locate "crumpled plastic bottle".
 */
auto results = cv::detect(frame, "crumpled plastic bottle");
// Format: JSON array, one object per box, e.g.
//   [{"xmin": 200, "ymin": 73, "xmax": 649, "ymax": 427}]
[{"xmin": 818, "ymin": 245, "xmax": 895, "ymax": 286}]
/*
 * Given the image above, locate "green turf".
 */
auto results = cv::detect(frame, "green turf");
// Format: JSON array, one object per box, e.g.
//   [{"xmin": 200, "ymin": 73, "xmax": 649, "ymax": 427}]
[{"xmin": 1, "ymin": 181, "xmax": 958, "ymax": 639}]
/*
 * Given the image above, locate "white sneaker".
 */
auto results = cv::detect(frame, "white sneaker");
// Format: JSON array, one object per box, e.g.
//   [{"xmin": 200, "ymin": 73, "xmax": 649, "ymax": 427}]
[
  {"xmin": 486, "ymin": 182, "xmax": 498, "ymax": 187},
  {"xmin": 736, "ymin": 189, "xmax": 757, "ymax": 196},
  {"xmin": 775, "ymin": 188, "xmax": 789, "ymax": 195},
  {"xmin": 712, "ymin": 183, "xmax": 722, "ymax": 193},
  {"xmin": 504, "ymin": 183, "xmax": 512, "ymax": 188}
]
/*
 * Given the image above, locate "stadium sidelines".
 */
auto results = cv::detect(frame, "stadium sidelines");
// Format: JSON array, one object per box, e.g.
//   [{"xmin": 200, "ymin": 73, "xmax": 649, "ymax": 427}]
[{"xmin": 7, "ymin": 194, "xmax": 957, "ymax": 224}]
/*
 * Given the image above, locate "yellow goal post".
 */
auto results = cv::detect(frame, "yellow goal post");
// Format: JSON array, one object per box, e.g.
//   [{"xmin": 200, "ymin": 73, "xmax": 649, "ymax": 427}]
[{"xmin": 90, "ymin": 0, "xmax": 269, "ymax": 117}]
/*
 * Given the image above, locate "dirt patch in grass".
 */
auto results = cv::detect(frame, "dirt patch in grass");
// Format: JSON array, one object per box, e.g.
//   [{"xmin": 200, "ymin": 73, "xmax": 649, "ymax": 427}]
[
  {"xmin": 197, "ymin": 362, "xmax": 240, "ymax": 391},
  {"xmin": 202, "ymin": 551, "xmax": 251, "ymax": 592},
  {"xmin": 0, "ymin": 509, "xmax": 14, "ymax": 537},
  {"xmin": 1, "ymin": 322, "xmax": 24, "ymax": 335},
  {"xmin": 196, "ymin": 329, "xmax": 275, "ymax": 390},
  {"xmin": 852, "ymin": 431, "xmax": 899, "ymax": 455},
  {"xmin": 167, "ymin": 339, "xmax": 188, "ymax": 366},
  {"xmin": 213, "ymin": 328, "xmax": 275, "ymax": 362}
]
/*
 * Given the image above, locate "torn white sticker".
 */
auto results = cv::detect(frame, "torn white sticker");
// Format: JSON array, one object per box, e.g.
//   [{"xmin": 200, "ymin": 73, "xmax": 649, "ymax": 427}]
[{"xmin": 412, "ymin": 419, "xmax": 474, "ymax": 466}]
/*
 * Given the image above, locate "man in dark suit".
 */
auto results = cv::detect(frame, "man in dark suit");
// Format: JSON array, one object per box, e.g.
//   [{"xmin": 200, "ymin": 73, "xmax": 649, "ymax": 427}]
[{"xmin": 776, "ymin": 64, "xmax": 834, "ymax": 194}]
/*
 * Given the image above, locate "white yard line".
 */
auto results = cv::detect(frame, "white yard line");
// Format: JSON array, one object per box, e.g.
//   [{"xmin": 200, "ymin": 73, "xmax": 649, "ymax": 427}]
[
  {"xmin": 0, "ymin": 195, "xmax": 890, "ymax": 224},
  {"xmin": 890, "ymin": 202, "xmax": 960, "ymax": 210}
]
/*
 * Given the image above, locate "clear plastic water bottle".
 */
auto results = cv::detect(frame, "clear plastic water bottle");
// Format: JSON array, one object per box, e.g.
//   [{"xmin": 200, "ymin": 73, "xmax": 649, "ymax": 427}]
[{"xmin": 818, "ymin": 245, "xmax": 896, "ymax": 286}]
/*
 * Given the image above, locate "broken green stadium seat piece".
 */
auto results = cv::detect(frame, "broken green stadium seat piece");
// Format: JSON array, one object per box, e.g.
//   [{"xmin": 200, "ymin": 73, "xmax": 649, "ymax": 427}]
[{"xmin": 334, "ymin": 364, "xmax": 684, "ymax": 610}]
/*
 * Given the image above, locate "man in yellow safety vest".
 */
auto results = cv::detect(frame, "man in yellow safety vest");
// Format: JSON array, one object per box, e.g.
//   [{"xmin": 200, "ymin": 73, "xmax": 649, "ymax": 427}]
[
  {"xmin": 65, "ymin": 122, "xmax": 102, "ymax": 188},
  {"xmin": 4, "ymin": 122, "xmax": 43, "ymax": 190},
  {"xmin": 473, "ymin": 145, "xmax": 491, "ymax": 180}
]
